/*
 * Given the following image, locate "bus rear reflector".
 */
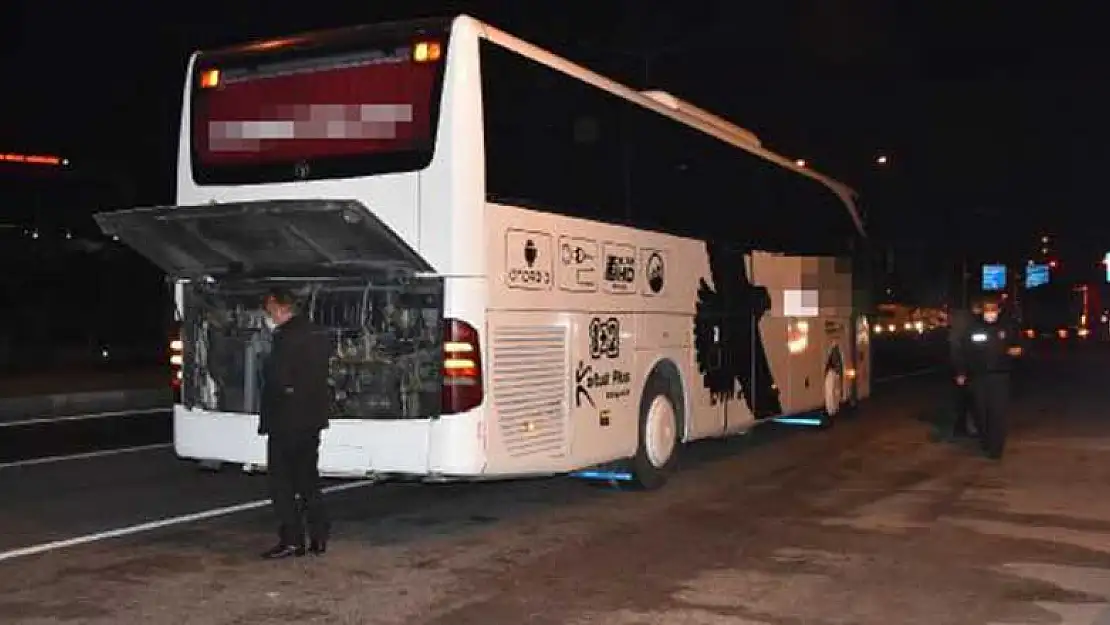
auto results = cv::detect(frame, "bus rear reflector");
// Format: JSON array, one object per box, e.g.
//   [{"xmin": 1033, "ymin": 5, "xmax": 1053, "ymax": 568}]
[{"xmin": 442, "ymin": 318, "xmax": 483, "ymax": 415}]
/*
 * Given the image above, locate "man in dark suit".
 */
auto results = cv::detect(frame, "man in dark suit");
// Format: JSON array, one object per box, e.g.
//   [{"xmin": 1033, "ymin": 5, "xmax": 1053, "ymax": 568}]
[{"xmin": 259, "ymin": 287, "xmax": 332, "ymax": 559}]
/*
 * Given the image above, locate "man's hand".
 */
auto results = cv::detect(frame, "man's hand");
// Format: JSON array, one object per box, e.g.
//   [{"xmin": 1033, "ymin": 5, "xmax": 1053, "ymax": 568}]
[{"xmin": 955, "ymin": 375, "xmax": 967, "ymax": 386}]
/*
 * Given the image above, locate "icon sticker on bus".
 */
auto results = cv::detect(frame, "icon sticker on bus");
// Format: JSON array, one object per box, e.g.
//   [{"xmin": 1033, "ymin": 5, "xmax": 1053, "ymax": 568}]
[
  {"xmin": 558, "ymin": 235, "xmax": 599, "ymax": 292},
  {"xmin": 643, "ymin": 249, "xmax": 665, "ymax": 295},
  {"xmin": 602, "ymin": 242, "xmax": 636, "ymax": 294},
  {"xmin": 505, "ymin": 229, "xmax": 552, "ymax": 290}
]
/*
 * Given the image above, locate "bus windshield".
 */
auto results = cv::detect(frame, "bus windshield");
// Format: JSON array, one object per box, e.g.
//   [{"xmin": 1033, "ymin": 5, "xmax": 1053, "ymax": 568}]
[{"xmin": 190, "ymin": 22, "xmax": 450, "ymax": 185}]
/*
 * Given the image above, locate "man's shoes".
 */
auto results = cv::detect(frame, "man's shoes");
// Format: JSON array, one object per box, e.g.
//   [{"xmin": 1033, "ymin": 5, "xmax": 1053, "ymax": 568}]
[
  {"xmin": 309, "ymin": 539, "xmax": 327, "ymax": 556},
  {"xmin": 261, "ymin": 544, "xmax": 306, "ymax": 559}
]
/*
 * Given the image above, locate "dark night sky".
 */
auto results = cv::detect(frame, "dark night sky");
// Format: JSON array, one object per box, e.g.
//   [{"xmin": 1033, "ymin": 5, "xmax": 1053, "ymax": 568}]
[{"xmin": 1, "ymin": 1, "xmax": 1107, "ymax": 266}]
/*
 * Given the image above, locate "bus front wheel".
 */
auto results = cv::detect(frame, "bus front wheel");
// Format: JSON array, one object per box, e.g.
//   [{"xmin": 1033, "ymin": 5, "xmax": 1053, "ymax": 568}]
[{"xmin": 630, "ymin": 375, "xmax": 681, "ymax": 490}]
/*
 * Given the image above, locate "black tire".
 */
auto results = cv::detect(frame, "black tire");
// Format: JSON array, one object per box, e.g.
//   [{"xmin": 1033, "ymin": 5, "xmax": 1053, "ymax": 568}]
[{"xmin": 629, "ymin": 373, "xmax": 681, "ymax": 490}]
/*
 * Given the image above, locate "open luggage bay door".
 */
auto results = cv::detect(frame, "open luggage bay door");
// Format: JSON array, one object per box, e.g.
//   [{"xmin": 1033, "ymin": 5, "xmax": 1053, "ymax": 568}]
[{"xmin": 93, "ymin": 198, "xmax": 434, "ymax": 277}]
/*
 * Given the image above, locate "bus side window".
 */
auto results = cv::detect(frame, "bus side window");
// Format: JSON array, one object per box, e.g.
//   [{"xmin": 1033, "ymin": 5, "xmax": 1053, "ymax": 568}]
[{"xmin": 480, "ymin": 40, "xmax": 625, "ymax": 224}]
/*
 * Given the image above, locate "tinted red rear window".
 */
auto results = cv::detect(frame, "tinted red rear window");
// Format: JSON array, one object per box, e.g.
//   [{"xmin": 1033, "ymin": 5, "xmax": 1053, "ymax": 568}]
[{"xmin": 191, "ymin": 40, "xmax": 446, "ymax": 185}]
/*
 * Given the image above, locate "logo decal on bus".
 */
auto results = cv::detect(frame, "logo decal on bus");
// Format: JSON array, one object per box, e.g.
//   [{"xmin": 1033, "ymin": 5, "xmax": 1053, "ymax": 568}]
[
  {"xmin": 575, "ymin": 361, "xmax": 596, "ymax": 409},
  {"xmin": 693, "ymin": 243, "xmax": 782, "ymax": 417},
  {"xmin": 505, "ymin": 229, "xmax": 552, "ymax": 290},
  {"xmin": 644, "ymin": 250, "xmax": 665, "ymax": 295},
  {"xmin": 588, "ymin": 317, "xmax": 620, "ymax": 359},
  {"xmin": 524, "ymin": 239, "xmax": 538, "ymax": 266},
  {"xmin": 558, "ymin": 236, "xmax": 598, "ymax": 292},
  {"xmin": 574, "ymin": 361, "xmax": 632, "ymax": 408},
  {"xmin": 602, "ymin": 242, "xmax": 636, "ymax": 294}
]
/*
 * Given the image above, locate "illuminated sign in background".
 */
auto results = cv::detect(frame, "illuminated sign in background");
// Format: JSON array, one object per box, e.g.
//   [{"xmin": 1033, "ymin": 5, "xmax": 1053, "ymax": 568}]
[
  {"xmin": 982, "ymin": 264, "xmax": 1007, "ymax": 291},
  {"xmin": 1025, "ymin": 263, "xmax": 1050, "ymax": 289}
]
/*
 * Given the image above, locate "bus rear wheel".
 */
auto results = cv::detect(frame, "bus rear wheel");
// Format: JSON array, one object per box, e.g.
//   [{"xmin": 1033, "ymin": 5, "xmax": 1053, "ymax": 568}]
[{"xmin": 630, "ymin": 376, "xmax": 680, "ymax": 490}]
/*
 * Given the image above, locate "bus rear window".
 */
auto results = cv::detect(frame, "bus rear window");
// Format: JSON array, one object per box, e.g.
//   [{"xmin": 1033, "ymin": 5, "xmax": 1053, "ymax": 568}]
[{"xmin": 191, "ymin": 41, "xmax": 446, "ymax": 185}]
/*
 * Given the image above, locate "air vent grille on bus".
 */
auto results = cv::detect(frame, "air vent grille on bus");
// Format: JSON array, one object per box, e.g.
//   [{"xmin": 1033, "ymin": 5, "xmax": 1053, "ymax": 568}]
[{"xmin": 490, "ymin": 325, "xmax": 568, "ymax": 459}]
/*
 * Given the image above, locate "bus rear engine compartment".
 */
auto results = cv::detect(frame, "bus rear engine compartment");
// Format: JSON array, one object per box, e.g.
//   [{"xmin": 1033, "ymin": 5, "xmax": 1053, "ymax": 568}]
[{"xmin": 179, "ymin": 275, "xmax": 444, "ymax": 420}]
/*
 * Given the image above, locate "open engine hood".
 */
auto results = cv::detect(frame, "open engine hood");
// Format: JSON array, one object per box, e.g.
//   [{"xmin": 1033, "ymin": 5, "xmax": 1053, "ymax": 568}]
[{"xmin": 94, "ymin": 198, "xmax": 432, "ymax": 278}]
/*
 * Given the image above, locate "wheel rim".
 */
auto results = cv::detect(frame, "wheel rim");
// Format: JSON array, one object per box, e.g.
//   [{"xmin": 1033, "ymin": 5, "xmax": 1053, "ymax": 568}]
[
  {"xmin": 645, "ymin": 395, "xmax": 677, "ymax": 468},
  {"xmin": 825, "ymin": 371, "xmax": 843, "ymax": 415}
]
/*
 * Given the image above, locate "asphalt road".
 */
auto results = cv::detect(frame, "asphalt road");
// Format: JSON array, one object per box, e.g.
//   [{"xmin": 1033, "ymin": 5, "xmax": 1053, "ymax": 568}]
[
  {"xmin": 0, "ymin": 411, "xmax": 170, "ymax": 465},
  {"xmin": 0, "ymin": 343, "xmax": 1107, "ymax": 624}
]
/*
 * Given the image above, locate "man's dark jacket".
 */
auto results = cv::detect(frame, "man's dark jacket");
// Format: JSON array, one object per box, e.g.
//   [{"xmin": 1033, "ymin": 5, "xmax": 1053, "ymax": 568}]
[
  {"xmin": 259, "ymin": 314, "xmax": 331, "ymax": 436},
  {"xmin": 950, "ymin": 313, "xmax": 1016, "ymax": 379}
]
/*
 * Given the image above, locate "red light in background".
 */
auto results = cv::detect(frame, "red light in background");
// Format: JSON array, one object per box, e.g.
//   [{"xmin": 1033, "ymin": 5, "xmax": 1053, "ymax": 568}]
[
  {"xmin": 1049, "ymin": 260, "xmax": 1058, "ymax": 269},
  {"xmin": 0, "ymin": 152, "xmax": 66, "ymax": 166}
]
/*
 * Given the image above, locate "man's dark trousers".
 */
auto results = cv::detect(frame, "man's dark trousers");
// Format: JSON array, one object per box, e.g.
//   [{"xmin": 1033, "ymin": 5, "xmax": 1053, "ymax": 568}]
[
  {"xmin": 268, "ymin": 431, "xmax": 328, "ymax": 548},
  {"xmin": 952, "ymin": 382, "xmax": 974, "ymax": 436},
  {"xmin": 969, "ymin": 372, "xmax": 1010, "ymax": 458}
]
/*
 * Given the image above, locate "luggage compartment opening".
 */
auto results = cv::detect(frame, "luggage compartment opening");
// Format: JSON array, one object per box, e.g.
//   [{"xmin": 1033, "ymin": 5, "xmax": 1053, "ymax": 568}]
[
  {"xmin": 181, "ymin": 273, "xmax": 444, "ymax": 420},
  {"xmin": 94, "ymin": 199, "xmax": 445, "ymax": 420}
]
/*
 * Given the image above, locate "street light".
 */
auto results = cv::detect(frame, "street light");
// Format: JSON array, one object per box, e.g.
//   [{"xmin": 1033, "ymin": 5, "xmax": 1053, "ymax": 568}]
[
  {"xmin": 795, "ymin": 159, "xmax": 807, "ymax": 168},
  {"xmin": 876, "ymin": 155, "xmax": 888, "ymax": 165}
]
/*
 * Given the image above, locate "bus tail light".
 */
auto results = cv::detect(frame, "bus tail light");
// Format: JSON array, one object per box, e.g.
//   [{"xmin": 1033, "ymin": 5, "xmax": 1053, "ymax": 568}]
[
  {"xmin": 442, "ymin": 318, "xmax": 483, "ymax": 415},
  {"xmin": 170, "ymin": 337, "xmax": 183, "ymax": 391}
]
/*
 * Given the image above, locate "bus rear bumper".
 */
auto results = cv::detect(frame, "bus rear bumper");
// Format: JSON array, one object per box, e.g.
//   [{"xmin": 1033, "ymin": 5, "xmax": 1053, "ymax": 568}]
[{"xmin": 173, "ymin": 406, "xmax": 443, "ymax": 477}]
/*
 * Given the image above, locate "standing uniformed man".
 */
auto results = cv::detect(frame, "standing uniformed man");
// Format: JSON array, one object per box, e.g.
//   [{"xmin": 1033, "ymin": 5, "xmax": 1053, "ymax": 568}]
[
  {"xmin": 951, "ymin": 295, "xmax": 1015, "ymax": 459},
  {"xmin": 259, "ymin": 287, "xmax": 332, "ymax": 559}
]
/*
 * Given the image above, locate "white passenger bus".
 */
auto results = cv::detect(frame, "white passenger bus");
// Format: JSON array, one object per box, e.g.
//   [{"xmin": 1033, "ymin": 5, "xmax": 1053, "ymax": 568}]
[{"xmin": 96, "ymin": 15, "xmax": 871, "ymax": 489}]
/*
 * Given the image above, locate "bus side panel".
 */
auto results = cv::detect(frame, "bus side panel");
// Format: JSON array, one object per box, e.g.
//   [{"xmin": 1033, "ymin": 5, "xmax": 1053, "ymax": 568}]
[
  {"xmin": 747, "ymin": 253, "xmax": 797, "ymax": 413},
  {"xmin": 751, "ymin": 252, "xmax": 854, "ymax": 414},
  {"xmin": 483, "ymin": 309, "xmax": 575, "ymax": 474},
  {"xmin": 484, "ymin": 203, "xmax": 742, "ymax": 471},
  {"xmin": 814, "ymin": 256, "xmax": 857, "ymax": 409},
  {"xmin": 424, "ymin": 18, "xmax": 489, "ymax": 477},
  {"xmin": 634, "ymin": 313, "xmax": 721, "ymax": 443}
]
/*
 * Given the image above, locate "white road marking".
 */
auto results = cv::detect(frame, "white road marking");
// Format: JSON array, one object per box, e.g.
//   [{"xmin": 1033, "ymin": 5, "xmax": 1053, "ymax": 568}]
[
  {"xmin": 0, "ymin": 443, "xmax": 173, "ymax": 470},
  {"xmin": 0, "ymin": 408, "xmax": 169, "ymax": 429},
  {"xmin": 0, "ymin": 479, "xmax": 375, "ymax": 564}
]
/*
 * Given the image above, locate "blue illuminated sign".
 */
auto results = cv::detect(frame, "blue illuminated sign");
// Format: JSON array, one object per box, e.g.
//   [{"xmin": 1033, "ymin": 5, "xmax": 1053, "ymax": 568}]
[
  {"xmin": 1025, "ymin": 264, "xmax": 1049, "ymax": 289},
  {"xmin": 982, "ymin": 264, "xmax": 1006, "ymax": 291}
]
